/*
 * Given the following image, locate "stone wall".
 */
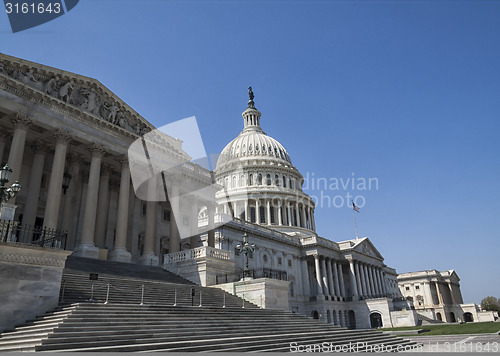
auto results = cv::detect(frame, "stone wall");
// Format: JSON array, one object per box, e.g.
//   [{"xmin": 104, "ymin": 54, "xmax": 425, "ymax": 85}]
[
  {"xmin": 0, "ymin": 244, "xmax": 71, "ymax": 332},
  {"xmin": 214, "ymin": 278, "xmax": 290, "ymax": 311}
]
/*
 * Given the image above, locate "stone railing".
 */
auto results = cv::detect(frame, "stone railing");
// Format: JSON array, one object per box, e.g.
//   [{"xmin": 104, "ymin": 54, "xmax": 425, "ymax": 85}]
[{"xmin": 164, "ymin": 246, "xmax": 233, "ymax": 265}]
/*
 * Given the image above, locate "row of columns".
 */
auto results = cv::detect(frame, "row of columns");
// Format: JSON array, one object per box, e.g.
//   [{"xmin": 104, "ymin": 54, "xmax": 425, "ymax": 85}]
[
  {"xmin": 348, "ymin": 259, "xmax": 387, "ymax": 299},
  {"xmin": 303, "ymin": 254, "xmax": 388, "ymax": 301},
  {"xmin": 223, "ymin": 198, "xmax": 316, "ymax": 231}
]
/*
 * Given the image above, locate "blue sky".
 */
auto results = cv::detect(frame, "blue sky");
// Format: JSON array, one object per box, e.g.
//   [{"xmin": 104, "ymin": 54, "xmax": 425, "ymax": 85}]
[{"xmin": 1, "ymin": 0, "xmax": 499, "ymax": 303}]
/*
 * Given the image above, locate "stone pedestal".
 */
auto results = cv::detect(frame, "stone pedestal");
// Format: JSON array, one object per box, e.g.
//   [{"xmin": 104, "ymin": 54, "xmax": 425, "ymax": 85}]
[
  {"xmin": 72, "ymin": 243, "xmax": 99, "ymax": 259},
  {"xmin": 0, "ymin": 203, "xmax": 17, "ymax": 221},
  {"xmin": 214, "ymin": 278, "xmax": 290, "ymax": 311},
  {"xmin": 109, "ymin": 248, "xmax": 132, "ymax": 263},
  {"xmin": 0, "ymin": 244, "xmax": 71, "ymax": 332},
  {"xmin": 139, "ymin": 252, "xmax": 159, "ymax": 266},
  {"xmin": 163, "ymin": 246, "xmax": 235, "ymax": 286}
]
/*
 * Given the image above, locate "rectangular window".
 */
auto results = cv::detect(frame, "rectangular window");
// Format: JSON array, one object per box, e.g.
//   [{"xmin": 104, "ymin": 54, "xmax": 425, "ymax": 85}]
[
  {"xmin": 278, "ymin": 257, "xmax": 282, "ymax": 265},
  {"xmin": 288, "ymin": 259, "xmax": 292, "ymax": 268},
  {"xmin": 415, "ymin": 285, "xmax": 420, "ymax": 290},
  {"xmin": 162, "ymin": 208, "xmax": 170, "ymax": 222},
  {"xmin": 405, "ymin": 286, "xmax": 410, "ymax": 291}
]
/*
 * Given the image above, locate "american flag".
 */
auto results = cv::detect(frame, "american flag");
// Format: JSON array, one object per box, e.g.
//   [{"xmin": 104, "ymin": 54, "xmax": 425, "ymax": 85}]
[{"xmin": 352, "ymin": 201, "xmax": 360, "ymax": 212}]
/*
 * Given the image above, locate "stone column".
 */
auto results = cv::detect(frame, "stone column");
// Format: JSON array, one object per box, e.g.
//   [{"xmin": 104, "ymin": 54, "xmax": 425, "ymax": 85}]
[
  {"xmin": 375, "ymin": 268, "xmax": 383, "ymax": 295},
  {"xmin": 435, "ymin": 282, "xmax": 444, "ymax": 305},
  {"xmin": 94, "ymin": 165, "xmax": 112, "ymax": 248},
  {"xmin": 43, "ymin": 130, "xmax": 71, "ymax": 230},
  {"xmin": 7, "ymin": 114, "xmax": 32, "ymax": 184},
  {"xmin": 380, "ymin": 270, "xmax": 388, "ymax": 294},
  {"xmin": 21, "ymin": 142, "xmax": 48, "ymax": 241},
  {"xmin": 348, "ymin": 259, "xmax": 358, "ymax": 299},
  {"xmin": 359, "ymin": 263, "xmax": 368, "ymax": 297},
  {"xmin": 189, "ymin": 196, "xmax": 199, "ymax": 249},
  {"xmin": 326, "ymin": 259, "xmax": 335, "ymax": 298},
  {"xmin": 266, "ymin": 199, "xmax": 271, "ymax": 225},
  {"xmin": 369, "ymin": 266, "xmax": 377, "ymax": 295},
  {"xmin": 320, "ymin": 257, "xmax": 329, "ymax": 296},
  {"xmin": 423, "ymin": 282, "xmax": 433, "ymax": 307},
  {"xmin": 169, "ymin": 179, "xmax": 180, "ymax": 253},
  {"xmin": 301, "ymin": 206, "xmax": 307, "ymax": 229},
  {"xmin": 277, "ymin": 200, "xmax": 282, "ymax": 226},
  {"xmin": 287, "ymin": 201, "xmax": 292, "ymax": 226},
  {"xmin": 61, "ymin": 153, "xmax": 83, "ymax": 249},
  {"xmin": 73, "ymin": 144, "xmax": 105, "ymax": 258},
  {"xmin": 447, "ymin": 282, "xmax": 456, "ymax": 305},
  {"xmin": 314, "ymin": 254, "xmax": 323, "ymax": 296},
  {"xmin": 301, "ymin": 258, "xmax": 311, "ymax": 296},
  {"xmin": 110, "ymin": 158, "xmax": 132, "ymax": 263},
  {"xmin": 244, "ymin": 200, "xmax": 249, "ymax": 222},
  {"xmin": 140, "ymin": 177, "xmax": 159, "ymax": 265},
  {"xmin": 0, "ymin": 132, "xmax": 10, "ymax": 165},
  {"xmin": 307, "ymin": 206, "xmax": 312, "ymax": 230},
  {"xmin": 355, "ymin": 262, "xmax": 363, "ymax": 298},
  {"xmin": 207, "ymin": 204, "xmax": 215, "ymax": 248},
  {"xmin": 255, "ymin": 199, "xmax": 260, "ymax": 224},
  {"xmin": 333, "ymin": 260, "xmax": 341, "ymax": 298},
  {"xmin": 364, "ymin": 264, "xmax": 372, "ymax": 296},
  {"xmin": 375, "ymin": 268, "xmax": 383, "ymax": 296},
  {"xmin": 338, "ymin": 263, "xmax": 346, "ymax": 298},
  {"xmin": 295, "ymin": 203, "xmax": 301, "ymax": 227},
  {"xmin": 311, "ymin": 209, "xmax": 316, "ymax": 231}
]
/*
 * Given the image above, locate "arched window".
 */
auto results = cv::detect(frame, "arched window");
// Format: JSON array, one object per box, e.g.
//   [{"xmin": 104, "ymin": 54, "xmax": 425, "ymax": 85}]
[
  {"xmin": 283, "ymin": 176, "xmax": 287, "ymax": 188},
  {"xmin": 249, "ymin": 174, "xmax": 253, "ymax": 186},
  {"xmin": 266, "ymin": 174, "xmax": 271, "ymax": 186},
  {"xmin": 289, "ymin": 178, "xmax": 293, "ymax": 189},
  {"xmin": 241, "ymin": 174, "xmax": 245, "ymax": 186},
  {"xmin": 257, "ymin": 174, "xmax": 263, "ymax": 185},
  {"xmin": 275, "ymin": 174, "xmax": 280, "ymax": 186},
  {"xmin": 232, "ymin": 176, "xmax": 237, "ymax": 188}
]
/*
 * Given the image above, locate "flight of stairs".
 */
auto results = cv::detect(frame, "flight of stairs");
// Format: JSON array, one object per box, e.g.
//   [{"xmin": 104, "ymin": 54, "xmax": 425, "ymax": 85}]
[{"xmin": 0, "ymin": 256, "xmax": 418, "ymax": 352}]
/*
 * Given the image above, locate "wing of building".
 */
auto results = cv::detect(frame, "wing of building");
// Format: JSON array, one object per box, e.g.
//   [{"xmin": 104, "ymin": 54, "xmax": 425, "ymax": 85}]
[{"xmin": 0, "ymin": 53, "xmax": 495, "ymax": 331}]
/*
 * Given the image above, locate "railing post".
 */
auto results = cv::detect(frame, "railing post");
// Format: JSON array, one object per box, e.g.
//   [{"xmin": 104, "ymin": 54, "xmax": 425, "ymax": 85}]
[
  {"xmin": 173, "ymin": 288, "xmax": 177, "ymax": 306},
  {"xmin": 104, "ymin": 283, "xmax": 110, "ymax": 304},
  {"xmin": 89, "ymin": 282, "xmax": 95, "ymax": 302},
  {"xmin": 60, "ymin": 280, "xmax": 66, "ymax": 303},
  {"xmin": 242, "ymin": 293, "xmax": 245, "ymax": 309},
  {"xmin": 223, "ymin": 292, "xmax": 226, "ymax": 308},
  {"xmin": 199, "ymin": 291, "xmax": 203, "ymax": 307},
  {"xmin": 140, "ymin": 284, "xmax": 144, "ymax": 305}
]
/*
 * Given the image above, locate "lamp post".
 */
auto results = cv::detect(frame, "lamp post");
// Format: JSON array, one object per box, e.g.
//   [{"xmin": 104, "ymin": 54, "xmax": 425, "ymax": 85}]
[
  {"xmin": 236, "ymin": 232, "xmax": 255, "ymax": 279},
  {"xmin": 0, "ymin": 164, "xmax": 22, "ymax": 220}
]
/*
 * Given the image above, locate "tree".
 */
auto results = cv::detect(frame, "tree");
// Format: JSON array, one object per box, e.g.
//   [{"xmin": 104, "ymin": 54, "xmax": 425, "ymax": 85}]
[{"xmin": 480, "ymin": 296, "xmax": 500, "ymax": 312}]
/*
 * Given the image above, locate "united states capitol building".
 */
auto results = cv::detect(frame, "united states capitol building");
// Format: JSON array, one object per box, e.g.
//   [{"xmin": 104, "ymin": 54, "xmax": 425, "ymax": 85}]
[{"xmin": 0, "ymin": 52, "xmax": 497, "ymax": 334}]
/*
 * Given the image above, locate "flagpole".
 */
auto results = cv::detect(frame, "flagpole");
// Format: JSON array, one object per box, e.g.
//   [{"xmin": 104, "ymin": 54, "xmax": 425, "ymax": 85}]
[{"xmin": 352, "ymin": 207, "xmax": 359, "ymax": 240}]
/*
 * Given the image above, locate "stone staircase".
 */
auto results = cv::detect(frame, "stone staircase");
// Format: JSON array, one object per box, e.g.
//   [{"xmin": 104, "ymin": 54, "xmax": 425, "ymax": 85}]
[
  {"xmin": 0, "ymin": 304, "xmax": 418, "ymax": 352},
  {"xmin": 0, "ymin": 256, "xmax": 418, "ymax": 352}
]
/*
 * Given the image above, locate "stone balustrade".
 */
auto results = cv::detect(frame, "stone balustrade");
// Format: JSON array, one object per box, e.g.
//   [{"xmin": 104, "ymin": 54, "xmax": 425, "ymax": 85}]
[{"xmin": 164, "ymin": 246, "xmax": 233, "ymax": 265}]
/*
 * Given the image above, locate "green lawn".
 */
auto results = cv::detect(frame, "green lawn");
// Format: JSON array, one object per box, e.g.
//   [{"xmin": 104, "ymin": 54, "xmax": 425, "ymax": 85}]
[{"xmin": 381, "ymin": 322, "xmax": 500, "ymax": 336}]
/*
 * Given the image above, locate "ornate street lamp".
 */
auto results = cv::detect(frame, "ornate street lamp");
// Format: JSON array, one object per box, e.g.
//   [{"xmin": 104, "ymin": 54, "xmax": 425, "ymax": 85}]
[
  {"xmin": 236, "ymin": 232, "xmax": 256, "ymax": 279},
  {"xmin": 62, "ymin": 171, "xmax": 72, "ymax": 194},
  {"xmin": 0, "ymin": 164, "xmax": 22, "ymax": 204}
]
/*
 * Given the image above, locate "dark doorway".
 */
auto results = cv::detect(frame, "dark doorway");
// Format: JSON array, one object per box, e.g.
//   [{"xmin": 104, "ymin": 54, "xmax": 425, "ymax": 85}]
[
  {"xmin": 348, "ymin": 310, "xmax": 356, "ymax": 329},
  {"xmin": 463, "ymin": 312, "xmax": 474, "ymax": 322},
  {"xmin": 312, "ymin": 310, "xmax": 319, "ymax": 319},
  {"xmin": 370, "ymin": 312, "xmax": 383, "ymax": 328},
  {"xmin": 436, "ymin": 312, "xmax": 442, "ymax": 321},
  {"xmin": 449, "ymin": 312, "xmax": 456, "ymax": 322}
]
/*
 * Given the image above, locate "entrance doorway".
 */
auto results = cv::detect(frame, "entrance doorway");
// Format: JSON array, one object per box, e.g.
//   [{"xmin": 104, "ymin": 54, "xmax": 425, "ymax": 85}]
[{"xmin": 370, "ymin": 312, "xmax": 383, "ymax": 328}]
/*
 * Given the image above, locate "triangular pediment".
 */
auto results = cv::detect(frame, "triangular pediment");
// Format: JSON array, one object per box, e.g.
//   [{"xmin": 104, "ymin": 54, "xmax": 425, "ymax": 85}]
[
  {"xmin": 349, "ymin": 237, "xmax": 384, "ymax": 260},
  {"xmin": 0, "ymin": 52, "xmax": 190, "ymax": 159}
]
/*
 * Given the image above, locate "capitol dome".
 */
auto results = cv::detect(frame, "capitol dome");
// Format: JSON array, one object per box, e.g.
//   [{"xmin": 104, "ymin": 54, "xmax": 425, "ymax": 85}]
[
  {"xmin": 214, "ymin": 88, "xmax": 317, "ymax": 236},
  {"xmin": 216, "ymin": 125, "xmax": 292, "ymax": 170}
]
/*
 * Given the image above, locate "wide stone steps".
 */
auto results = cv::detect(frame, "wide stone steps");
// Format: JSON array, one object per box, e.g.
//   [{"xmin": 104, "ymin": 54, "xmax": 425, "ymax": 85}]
[
  {"xmin": 0, "ymin": 303, "xmax": 417, "ymax": 352},
  {"xmin": 60, "ymin": 272, "xmax": 256, "ymax": 308},
  {"xmin": 0, "ymin": 257, "xmax": 418, "ymax": 352}
]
